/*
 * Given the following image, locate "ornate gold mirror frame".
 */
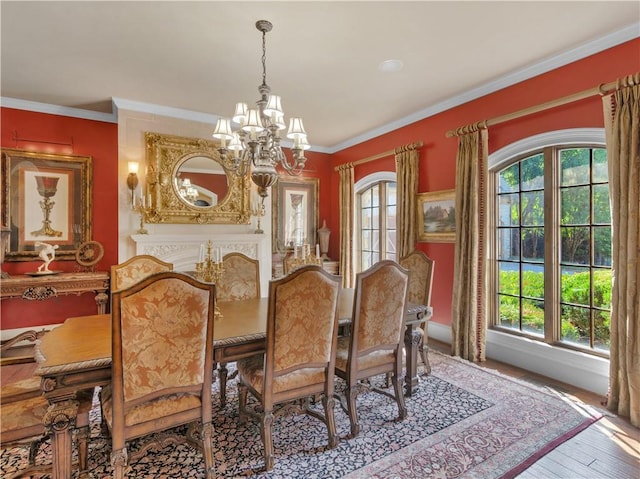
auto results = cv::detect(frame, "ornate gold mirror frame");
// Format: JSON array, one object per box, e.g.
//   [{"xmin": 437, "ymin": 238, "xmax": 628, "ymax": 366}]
[{"xmin": 144, "ymin": 132, "xmax": 251, "ymax": 225}]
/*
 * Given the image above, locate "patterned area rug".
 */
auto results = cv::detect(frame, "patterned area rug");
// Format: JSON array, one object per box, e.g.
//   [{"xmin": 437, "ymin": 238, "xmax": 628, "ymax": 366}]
[{"xmin": 0, "ymin": 351, "xmax": 602, "ymax": 478}]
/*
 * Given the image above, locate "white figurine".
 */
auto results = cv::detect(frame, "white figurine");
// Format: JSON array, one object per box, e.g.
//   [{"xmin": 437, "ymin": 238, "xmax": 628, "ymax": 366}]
[{"xmin": 35, "ymin": 241, "xmax": 59, "ymax": 273}]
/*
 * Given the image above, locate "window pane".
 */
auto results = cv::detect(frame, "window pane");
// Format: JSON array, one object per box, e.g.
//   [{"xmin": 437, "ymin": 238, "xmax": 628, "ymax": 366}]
[
  {"xmin": 521, "ymin": 227, "xmax": 544, "ymax": 262},
  {"xmin": 592, "ymin": 184, "xmax": 611, "ymax": 224},
  {"xmin": 561, "ymin": 304, "xmax": 591, "ymax": 347},
  {"xmin": 498, "ymin": 163, "xmax": 519, "ymax": 193},
  {"xmin": 561, "ymin": 226, "xmax": 590, "ymax": 265},
  {"xmin": 594, "ymin": 309, "xmax": 610, "ymax": 352},
  {"xmin": 361, "ymin": 208, "xmax": 372, "ymax": 229},
  {"xmin": 499, "ymin": 262, "xmax": 520, "ymax": 295},
  {"xmin": 522, "ymin": 298, "xmax": 544, "ymax": 336},
  {"xmin": 561, "ymin": 266, "xmax": 590, "ymax": 306},
  {"xmin": 561, "ymin": 186, "xmax": 590, "ymax": 224},
  {"xmin": 561, "ymin": 148, "xmax": 590, "ymax": 186},
  {"xmin": 361, "ymin": 189, "xmax": 372, "ymax": 208},
  {"xmin": 370, "ymin": 251, "xmax": 380, "ymax": 264},
  {"xmin": 521, "ymin": 154, "xmax": 544, "ymax": 191},
  {"xmin": 593, "ymin": 269, "xmax": 612, "ymax": 309},
  {"xmin": 593, "ymin": 226, "xmax": 612, "ymax": 267},
  {"xmin": 371, "ymin": 231, "xmax": 380, "ymax": 251},
  {"xmin": 498, "ymin": 228, "xmax": 519, "ymax": 260},
  {"xmin": 498, "ymin": 295, "xmax": 519, "ymax": 329},
  {"xmin": 386, "ymin": 230, "xmax": 396, "ymax": 256},
  {"xmin": 387, "ymin": 182, "xmax": 397, "ymax": 205},
  {"xmin": 361, "ymin": 230, "xmax": 372, "ymax": 250},
  {"xmin": 498, "ymin": 194, "xmax": 519, "ymax": 226},
  {"xmin": 371, "ymin": 186, "xmax": 380, "ymax": 207},
  {"xmin": 371, "ymin": 207, "xmax": 380, "ymax": 229},
  {"xmin": 521, "ymin": 191, "xmax": 544, "ymax": 226},
  {"xmin": 593, "ymin": 148, "xmax": 608, "ymax": 183},
  {"xmin": 522, "ymin": 263, "xmax": 544, "ymax": 300},
  {"xmin": 361, "ymin": 251, "xmax": 372, "ymax": 270},
  {"xmin": 386, "ymin": 206, "xmax": 396, "ymax": 229}
]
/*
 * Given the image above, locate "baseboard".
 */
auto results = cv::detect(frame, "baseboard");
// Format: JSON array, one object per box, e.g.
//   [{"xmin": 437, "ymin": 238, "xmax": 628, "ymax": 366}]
[{"xmin": 427, "ymin": 321, "xmax": 609, "ymax": 396}]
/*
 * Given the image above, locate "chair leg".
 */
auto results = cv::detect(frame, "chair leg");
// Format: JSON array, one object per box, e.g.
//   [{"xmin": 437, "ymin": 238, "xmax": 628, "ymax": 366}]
[
  {"xmin": 200, "ymin": 421, "xmax": 216, "ymax": 479},
  {"xmin": 219, "ymin": 362, "xmax": 228, "ymax": 407},
  {"xmin": 391, "ymin": 373, "xmax": 407, "ymax": 421},
  {"xmin": 346, "ymin": 385, "xmax": 360, "ymax": 438},
  {"xmin": 260, "ymin": 411, "xmax": 274, "ymax": 471},
  {"xmin": 419, "ymin": 336, "xmax": 431, "ymax": 375},
  {"xmin": 323, "ymin": 394, "xmax": 338, "ymax": 448},
  {"xmin": 238, "ymin": 383, "xmax": 248, "ymax": 424}
]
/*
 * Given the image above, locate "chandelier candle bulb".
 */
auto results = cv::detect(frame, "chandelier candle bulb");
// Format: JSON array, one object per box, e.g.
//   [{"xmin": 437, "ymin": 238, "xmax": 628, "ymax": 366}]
[{"xmin": 316, "ymin": 244, "xmax": 320, "ymax": 257}]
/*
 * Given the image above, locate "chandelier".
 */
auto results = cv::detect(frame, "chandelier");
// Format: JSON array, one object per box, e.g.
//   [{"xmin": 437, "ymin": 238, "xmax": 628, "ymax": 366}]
[{"xmin": 213, "ymin": 20, "xmax": 310, "ymax": 198}]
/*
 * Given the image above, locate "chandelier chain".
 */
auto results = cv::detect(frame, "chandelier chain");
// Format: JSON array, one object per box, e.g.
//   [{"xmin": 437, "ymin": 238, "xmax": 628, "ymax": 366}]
[{"xmin": 261, "ymin": 29, "xmax": 267, "ymax": 88}]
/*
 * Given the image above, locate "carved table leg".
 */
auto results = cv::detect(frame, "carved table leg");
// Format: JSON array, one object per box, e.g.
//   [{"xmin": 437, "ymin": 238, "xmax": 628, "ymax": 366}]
[
  {"xmin": 404, "ymin": 324, "xmax": 421, "ymax": 396},
  {"xmin": 43, "ymin": 398, "xmax": 79, "ymax": 479}
]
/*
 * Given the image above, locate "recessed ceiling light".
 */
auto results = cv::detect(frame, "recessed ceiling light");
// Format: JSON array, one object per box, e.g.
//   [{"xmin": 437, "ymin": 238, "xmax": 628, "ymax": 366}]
[{"xmin": 379, "ymin": 59, "xmax": 404, "ymax": 73}]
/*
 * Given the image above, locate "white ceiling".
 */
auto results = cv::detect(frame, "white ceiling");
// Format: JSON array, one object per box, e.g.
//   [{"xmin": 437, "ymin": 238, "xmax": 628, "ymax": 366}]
[{"xmin": 1, "ymin": 1, "xmax": 638, "ymax": 152}]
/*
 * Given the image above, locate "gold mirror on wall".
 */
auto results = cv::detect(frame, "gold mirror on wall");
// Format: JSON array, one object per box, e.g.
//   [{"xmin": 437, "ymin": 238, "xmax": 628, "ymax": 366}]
[{"xmin": 143, "ymin": 132, "xmax": 251, "ymax": 224}]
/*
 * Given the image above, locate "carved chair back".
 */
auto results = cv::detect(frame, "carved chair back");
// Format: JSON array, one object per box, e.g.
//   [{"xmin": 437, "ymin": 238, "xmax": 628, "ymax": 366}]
[
  {"xmin": 104, "ymin": 271, "xmax": 216, "ymax": 478},
  {"xmin": 110, "ymin": 254, "xmax": 173, "ymax": 292},
  {"xmin": 399, "ymin": 250, "xmax": 434, "ymax": 306},
  {"xmin": 217, "ymin": 252, "xmax": 260, "ymax": 301}
]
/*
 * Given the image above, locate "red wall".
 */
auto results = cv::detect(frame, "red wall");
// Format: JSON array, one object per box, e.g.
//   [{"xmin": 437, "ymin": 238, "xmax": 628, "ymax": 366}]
[
  {"xmin": 1, "ymin": 39, "xmax": 637, "ymax": 331},
  {"xmin": 1, "ymin": 109, "xmax": 118, "ymax": 329},
  {"xmin": 329, "ymin": 38, "xmax": 640, "ymax": 327}
]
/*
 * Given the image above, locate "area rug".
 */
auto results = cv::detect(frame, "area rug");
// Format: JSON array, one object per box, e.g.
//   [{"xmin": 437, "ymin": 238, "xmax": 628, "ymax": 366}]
[{"xmin": 0, "ymin": 351, "xmax": 602, "ymax": 478}]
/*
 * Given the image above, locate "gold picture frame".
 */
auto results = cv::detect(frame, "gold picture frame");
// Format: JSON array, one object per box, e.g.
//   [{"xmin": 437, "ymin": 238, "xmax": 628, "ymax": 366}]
[
  {"xmin": 1, "ymin": 148, "xmax": 93, "ymax": 261},
  {"xmin": 272, "ymin": 177, "xmax": 319, "ymax": 252},
  {"xmin": 417, "ymin": 189, "xmax": 456, "ymax": 243}
]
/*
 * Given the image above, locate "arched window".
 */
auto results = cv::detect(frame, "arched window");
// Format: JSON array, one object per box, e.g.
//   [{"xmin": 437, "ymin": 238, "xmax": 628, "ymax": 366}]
[
  {"xmin": 489, "ymin": 129, "xmax": 611, "ymax": 356},
  {"xmin": 355, "ymin": 172, "xmax": 397, "ymax": 271}
]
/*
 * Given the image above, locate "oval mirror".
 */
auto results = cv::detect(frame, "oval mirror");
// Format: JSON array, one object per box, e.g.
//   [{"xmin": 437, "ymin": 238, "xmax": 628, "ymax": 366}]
[{"xmin": 174, "ymin": 155, "xmax": 229, "ymax": 207}]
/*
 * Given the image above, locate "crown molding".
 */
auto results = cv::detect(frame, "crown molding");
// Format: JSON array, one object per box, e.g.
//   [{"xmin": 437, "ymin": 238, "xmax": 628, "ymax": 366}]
[{"xmin": 0, "ymin": 97, "xmax": 117, "ymax": 123}]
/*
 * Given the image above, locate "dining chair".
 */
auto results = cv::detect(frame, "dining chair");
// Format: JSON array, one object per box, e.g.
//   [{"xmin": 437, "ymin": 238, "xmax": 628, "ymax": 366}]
[
  {"xmin": 1, "ymin": 330, "xmax": 93, "ymax": 479},
  {"xmin": 215, "ymin": 252, "xmax": 261, "ymax": 407},
  {"xmin": 110, "ymin": 254, "xmax": 173, "ymax": 292},
  {"xmin": 237, "ymin": 265, "xmax": 341, "ymax": 471},
  {"xmin": 101, "ymin": 271, "xmax": 216, "ymax": 479},
  {"xmin": 334, "ymin": 260, "xmax": 410, "ymax": 438},
  {"xmin": 399, "ymin": 250, "xmax": 435, "ymax": 374}
]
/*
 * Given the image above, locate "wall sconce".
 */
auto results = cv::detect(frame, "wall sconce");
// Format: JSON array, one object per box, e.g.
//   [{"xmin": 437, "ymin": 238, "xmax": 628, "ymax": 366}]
[{"xmin": 126, "ymin": 161, "xmax": 139, "ymax": 204}]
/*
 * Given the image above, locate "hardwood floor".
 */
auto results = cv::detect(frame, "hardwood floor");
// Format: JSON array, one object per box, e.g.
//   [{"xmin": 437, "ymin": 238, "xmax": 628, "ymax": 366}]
[{"xmin": 428, "ymin": 339, "xmax": 640, "ymax": 479}]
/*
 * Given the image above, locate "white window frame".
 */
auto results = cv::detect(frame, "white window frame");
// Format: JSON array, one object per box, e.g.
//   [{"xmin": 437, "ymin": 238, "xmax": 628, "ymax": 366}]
[{"xmin": 354, "ymin": 171, "xmax": 396, "ymax": 272}]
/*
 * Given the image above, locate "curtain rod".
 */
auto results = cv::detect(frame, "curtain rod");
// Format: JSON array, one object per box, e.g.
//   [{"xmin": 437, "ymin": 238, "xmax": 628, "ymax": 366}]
[
  {"xmin": 333, "ymin": 141, "xmax": 423, "ymax": 171},
  {"xmin": 446, "ymin": 73, "xmax": 639, "ymax": 138}
]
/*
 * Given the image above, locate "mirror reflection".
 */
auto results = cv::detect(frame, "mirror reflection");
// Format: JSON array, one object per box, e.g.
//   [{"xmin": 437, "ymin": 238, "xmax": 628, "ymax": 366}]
[{"xmin": 174, "ymin": 156, "xmax": 229, "ymax": 207}]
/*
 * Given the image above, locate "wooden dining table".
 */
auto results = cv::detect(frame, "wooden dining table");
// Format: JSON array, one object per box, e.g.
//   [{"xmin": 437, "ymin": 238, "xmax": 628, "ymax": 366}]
[{"xmin": 34, "ymin": 289, "xmax": 431, "ymax": 479}]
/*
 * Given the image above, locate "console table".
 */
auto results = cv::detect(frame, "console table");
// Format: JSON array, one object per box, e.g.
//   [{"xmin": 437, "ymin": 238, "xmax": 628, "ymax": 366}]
[{"xmin": 0, "ymin": 271, "xmax": 110, "ymax": 314}]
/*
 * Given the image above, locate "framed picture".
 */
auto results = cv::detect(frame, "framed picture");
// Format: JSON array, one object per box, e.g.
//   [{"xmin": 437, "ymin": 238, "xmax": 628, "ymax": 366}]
[
  {"xmin": 1, "ymin": 148, "xmax": 92, "ymax": 261},
  {"xmin": 272, "ymin": 177, "xmax": 319, "ymax": 252},
  {"xmin": 417, "ymin": 189, "xmax": 456, "ymax": 243}
]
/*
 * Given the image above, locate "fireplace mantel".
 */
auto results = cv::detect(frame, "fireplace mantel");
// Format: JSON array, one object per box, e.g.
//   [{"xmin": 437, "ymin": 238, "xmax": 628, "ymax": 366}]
[{"xmin": 131, "ymin": 233, "xmax": 271, "ymax": 296}]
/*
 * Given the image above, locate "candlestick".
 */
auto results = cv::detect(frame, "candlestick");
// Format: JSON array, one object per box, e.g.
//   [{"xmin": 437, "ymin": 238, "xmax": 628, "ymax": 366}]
[{"xmin": 194, "ymin": 240, "xmax": 225, "ymax": 320}]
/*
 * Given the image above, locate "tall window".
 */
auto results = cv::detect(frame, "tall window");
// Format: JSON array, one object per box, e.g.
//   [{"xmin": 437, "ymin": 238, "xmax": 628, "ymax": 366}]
[
  {"xmin": 492, "ymin": 143, "xmax": 611, "ymax": 356},
  {"xmin": 357, "ymin": 179, "xmax": 397, "ymax": 271}
]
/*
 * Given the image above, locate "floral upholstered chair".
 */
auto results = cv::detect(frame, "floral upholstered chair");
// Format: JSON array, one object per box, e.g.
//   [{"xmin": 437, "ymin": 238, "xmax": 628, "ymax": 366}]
[
  {"xmin": 237, "ymin": 265, "xmax": 341, "ymax": 471},
  {"xmin": 110, "ymin": 255, "xmax": 173, "ymax": 292},
  {"xmin": 1, "ymin": 330, "xmax": 93, "ymax": 478},
  {"xmin": 399, "ymin": 250, "xmax": 435, "ymax": 373},
  {"xmin": 215, "ymin": 252, "xmax": 261, "ymax": 407},
  {"xmin": 101, "ymin": 272, "xmax": 216, "ymax": 479},
  {"xmin": 334, "ymin": 260, "xmax": 409, "ymax": 438}
]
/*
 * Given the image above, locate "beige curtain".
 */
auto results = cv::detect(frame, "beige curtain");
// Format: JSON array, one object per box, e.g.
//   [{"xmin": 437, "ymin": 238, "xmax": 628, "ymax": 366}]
[
  {"xmin": 338, "ymin": 163, "xmax": 355, "ymax": 288},
  {"xmin": 602, "ymin": 73, "xmax": 640, "ymax": 427},
  {"xmin": 451, "ymin": 125, "xmax": 489, "ymax": 362},
  {"xmin": 395, "ymin": 145, "xmax": 420, "ymax": 259}
]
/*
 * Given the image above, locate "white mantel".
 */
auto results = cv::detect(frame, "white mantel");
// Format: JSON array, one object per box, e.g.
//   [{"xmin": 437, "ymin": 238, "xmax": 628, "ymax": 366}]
[{"xmin": 131, "ymin": 233, "xmax": 271, "ymax": 297}]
